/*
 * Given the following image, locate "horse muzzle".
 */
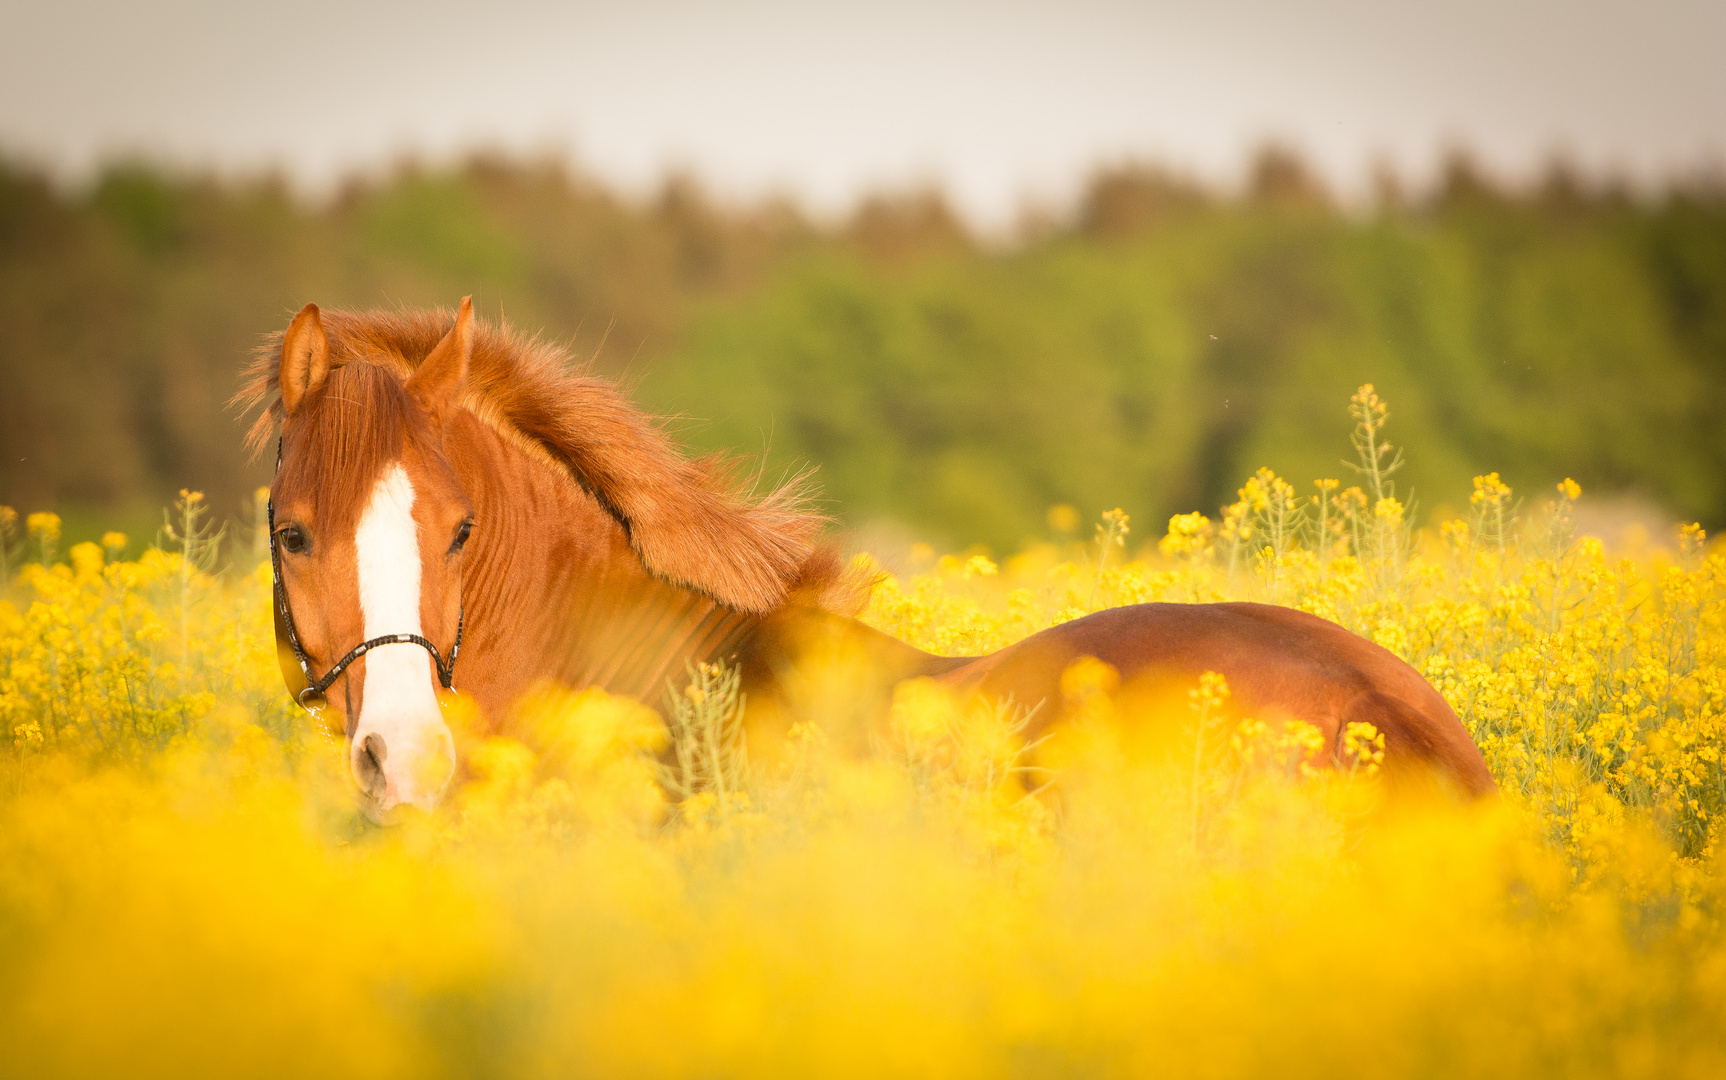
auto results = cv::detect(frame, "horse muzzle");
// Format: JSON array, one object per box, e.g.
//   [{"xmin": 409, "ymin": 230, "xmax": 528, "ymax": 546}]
[{"xmin": 350, "ymin": 718, "xmax": 456, "ymax": 824}]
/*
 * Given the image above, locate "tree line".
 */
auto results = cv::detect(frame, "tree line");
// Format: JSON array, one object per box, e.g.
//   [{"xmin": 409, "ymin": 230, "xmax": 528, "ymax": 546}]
[{"xmin": 1, "ymin": 147, "xmax": 1721, "ymax": 551}]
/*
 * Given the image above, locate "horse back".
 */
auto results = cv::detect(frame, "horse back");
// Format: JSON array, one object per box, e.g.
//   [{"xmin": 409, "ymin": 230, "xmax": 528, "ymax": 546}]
[{"xmin": 949, "ymin": 601, "xmax": 1495, "ymax": 796}]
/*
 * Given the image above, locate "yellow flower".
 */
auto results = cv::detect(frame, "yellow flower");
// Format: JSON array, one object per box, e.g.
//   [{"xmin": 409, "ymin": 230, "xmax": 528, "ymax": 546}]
[
  {"xmin": 4, "ymin": 380, "xmax": 1724, "ymax": 1077},
  {"xmin": 70, "ymin": 542, "xmax": 104, "ymax": 577},
  {"xmin": 1342, "ymin": 721, "xmax": 1387, "ymax": 775},
  {"xmin": 965, "ymin": 554, "xmax": 998, "ymax": 578},
  {"xmin": 1159, "ymin": 512, "xmax": 1214, "ymax": 558},
  {"xmin": 1189, "ymin": 669, "xmax": 1231, "ymax": 713},
  {"xmin": 1095, "ymin": 507, "xmax": 1130, "ymax": 546},
  {"xmin": 1350, "ymin": 383, "xmax": 1389, "ymax": 419},
  {"xmin": 1470, "ymin": 472, "xmax": 1512, "ymax": 508},
  {"xmin": 1060, "ymin": 656, "xmax": 1120, "ymax": 700},
  {"xmin": 25, "ymin": 512, "xmax": 61, "ymax": 543}
]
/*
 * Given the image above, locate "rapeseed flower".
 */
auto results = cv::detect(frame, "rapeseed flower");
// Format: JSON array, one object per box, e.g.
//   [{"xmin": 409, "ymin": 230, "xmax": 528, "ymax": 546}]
[{"xmin": 2, "ymin": 385, "xmax": 1724, "ymax": 1075}]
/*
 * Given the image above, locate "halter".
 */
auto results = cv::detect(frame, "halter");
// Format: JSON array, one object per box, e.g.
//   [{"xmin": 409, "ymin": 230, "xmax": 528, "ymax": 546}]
[{"xmin": 269, "ymin": 437, "xmax": 464, "ymax": 711}]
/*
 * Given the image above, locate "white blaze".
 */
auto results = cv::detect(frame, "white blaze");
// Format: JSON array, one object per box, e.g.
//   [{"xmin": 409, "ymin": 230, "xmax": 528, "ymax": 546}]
[{"xmin": 353, "ymin": 463, "xmax": 453, "ymax": 812}]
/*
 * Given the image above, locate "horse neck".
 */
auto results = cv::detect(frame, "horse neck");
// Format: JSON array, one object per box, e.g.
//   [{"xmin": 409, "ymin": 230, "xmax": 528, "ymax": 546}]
[
  {"xmin": 445, "ymin": 412, "xmax": 758, "ymax": 711},
  {"xmin": 743, "ymin": 604, "xmax": 974, "ymax": 684}
]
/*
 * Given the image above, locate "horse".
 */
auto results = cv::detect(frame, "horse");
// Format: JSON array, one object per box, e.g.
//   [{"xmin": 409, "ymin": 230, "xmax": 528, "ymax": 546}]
[{"xmin": 238, "ymin": 298, "xmax": 1496, "ymax": 821}]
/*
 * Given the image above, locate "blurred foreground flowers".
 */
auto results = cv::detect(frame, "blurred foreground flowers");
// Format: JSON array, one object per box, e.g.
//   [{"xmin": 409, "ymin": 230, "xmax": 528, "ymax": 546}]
[{"xmin": 3, "ymin": 440, "xmax": 1726, "ymax": 1076}]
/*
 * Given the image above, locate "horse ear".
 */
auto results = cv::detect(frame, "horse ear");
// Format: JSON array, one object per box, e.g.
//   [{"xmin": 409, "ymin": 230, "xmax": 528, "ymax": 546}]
[
  {"xmin": 279, "ymin": 303, "xmax": 329, "ymax": 416},
  {"xmin": 409, "ymin": 296, "xmax": 472, "ymax": 424}
]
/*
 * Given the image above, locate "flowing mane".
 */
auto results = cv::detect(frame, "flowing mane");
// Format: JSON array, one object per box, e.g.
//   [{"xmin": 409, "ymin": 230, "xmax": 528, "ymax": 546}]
[{"xmin": 235, "ymin": 305, "xmax": 832, "ymax": 614}]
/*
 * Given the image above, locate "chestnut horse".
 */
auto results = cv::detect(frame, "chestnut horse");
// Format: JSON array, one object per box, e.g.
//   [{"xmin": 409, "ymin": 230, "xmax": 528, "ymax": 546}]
[{"xmin": 239, "ymin": 299, "xmax": 1494, "ymax": 821}]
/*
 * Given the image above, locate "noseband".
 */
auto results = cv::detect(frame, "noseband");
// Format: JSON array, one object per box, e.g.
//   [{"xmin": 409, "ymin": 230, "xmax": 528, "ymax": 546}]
[{"xmin": 269, "ymin": 438, "xmax": 464, "ymax": 710}]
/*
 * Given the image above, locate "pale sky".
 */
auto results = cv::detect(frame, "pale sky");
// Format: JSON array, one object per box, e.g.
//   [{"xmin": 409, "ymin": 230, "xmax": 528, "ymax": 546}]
[{"xmin": 2, "ymin": 0, "xmax": 1722, "ymax": 227}]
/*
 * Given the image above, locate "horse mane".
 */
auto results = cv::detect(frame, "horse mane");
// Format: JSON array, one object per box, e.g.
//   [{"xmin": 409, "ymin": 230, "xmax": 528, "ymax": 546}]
[{"xmin": 235, "ymin": 305, "xmax": 853, "ymax": 615}]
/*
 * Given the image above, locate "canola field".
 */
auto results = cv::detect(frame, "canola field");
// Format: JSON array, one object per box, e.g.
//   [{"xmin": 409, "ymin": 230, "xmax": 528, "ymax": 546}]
[{"xmin": 2, "ymin": 388, "xmax": 1724, "ymax": 1078}]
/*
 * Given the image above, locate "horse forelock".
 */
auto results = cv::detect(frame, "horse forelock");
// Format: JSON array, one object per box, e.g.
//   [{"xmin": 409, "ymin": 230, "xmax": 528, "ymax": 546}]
[
  {"xmin": 274, "ymin": 363, "xmax": 419, "ymax": 535},
  {"xmin": 236, "ymin": 305, "xmax": 846, "ymax": 614}
]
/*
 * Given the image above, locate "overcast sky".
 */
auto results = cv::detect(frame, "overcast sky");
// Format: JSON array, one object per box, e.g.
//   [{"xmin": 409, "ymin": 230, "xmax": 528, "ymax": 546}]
[{"xmin": 2, "ymin": 0, "xmax": 1722, "ymax": 227}]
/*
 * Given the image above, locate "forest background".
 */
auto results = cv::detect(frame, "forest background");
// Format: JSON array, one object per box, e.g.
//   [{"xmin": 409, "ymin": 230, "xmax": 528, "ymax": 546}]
[{"xmin": 2, "ymin": 146, "xmax": 1723, "ymax": 554}]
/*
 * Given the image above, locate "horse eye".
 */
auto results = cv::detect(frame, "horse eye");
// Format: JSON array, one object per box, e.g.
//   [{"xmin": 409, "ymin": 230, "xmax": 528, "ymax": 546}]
[
  {"xmin": 278, "ymin": 526, "xmax": 308, "ymax": 555},
  {"xmin": 450, "ymin": 520, "xmax": 473, "ymax": 554}
]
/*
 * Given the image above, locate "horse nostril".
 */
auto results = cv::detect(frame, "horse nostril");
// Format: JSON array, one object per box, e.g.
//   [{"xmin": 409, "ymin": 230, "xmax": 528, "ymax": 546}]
[{"xmin": 354, "ymin": 732, "xmax": 388, "ymax": 800}]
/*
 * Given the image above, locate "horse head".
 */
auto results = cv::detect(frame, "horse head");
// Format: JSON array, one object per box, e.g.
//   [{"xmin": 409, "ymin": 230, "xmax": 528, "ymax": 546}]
[{"xmin": 268, "ymin": 298, "xmax": 476, "ymax": 822}]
